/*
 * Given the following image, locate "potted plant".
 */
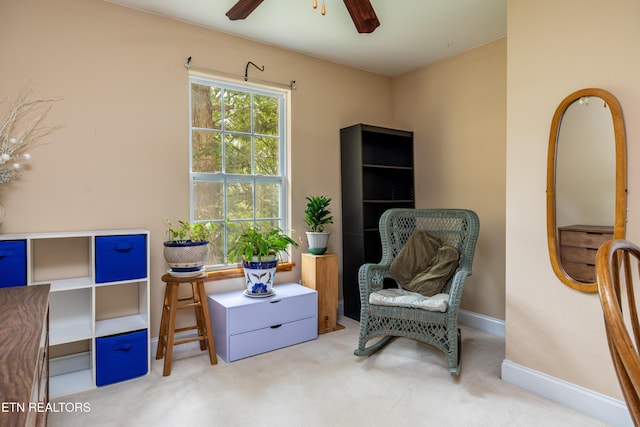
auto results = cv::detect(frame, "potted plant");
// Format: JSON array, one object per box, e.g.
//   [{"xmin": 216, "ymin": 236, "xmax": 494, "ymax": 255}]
[
  {"xmin": 304, "ymin": 195, "xmax": 333, "ymax": 255},
  {"xmin": 228, "ymin": 225, "xmax": 299, "ymax": 296},
  {"xmin": 163, "ymin": 220, "xmax": 216, "ymax": 276}
]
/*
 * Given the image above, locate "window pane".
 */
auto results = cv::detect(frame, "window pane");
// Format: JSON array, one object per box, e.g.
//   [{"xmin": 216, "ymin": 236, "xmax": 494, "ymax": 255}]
[
  {"xmin": 227, "ymin": 182, "xmax": 254, "ymax": 219},
  {"xmin": 225, "ymin": 221, "xmax": 246, "ymax": 262},
  {"xmin": 255, "ymin": 220, "xmax": 281, "ymax": 233},
  {"xmin": 256, "ymin": 182, "xmax": 280, "ymax": 219},
  {"xmin": 255, "ymin": 136, "xmax": 279, "ymax": 175},
  {"xmin": 190, "ymin": 77, "xmax": 288, "ymax": 267},
  {"xmin": 254, "ymin": 94, "xmax": 279, "ymax": 136},
  {"xmin": 192, "ymin": 131, "xmax": 222, "ymax": 173},
  {"xmin": 191, "ymin": 84, "xmax": 221, "ymax": 130},
  {"xmin": 224, "ymin": 90, "xmax": 251, "ymax": 133},
  {"xmin": 193, "ymin": 181, "xmax": 223, "ymax": 220},
  {"xmin": 205, "ymin": 238, "xmax": 225, "ymax": 266},
  {"xmin": 225, "ymin": 134, "xmax": 251, "ymax": 175}
]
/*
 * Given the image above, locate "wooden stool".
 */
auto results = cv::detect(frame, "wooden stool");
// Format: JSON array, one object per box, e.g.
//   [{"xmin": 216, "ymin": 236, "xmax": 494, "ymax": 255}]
[{"xmin": 156, "ymin": 272, "xmax": 217, "ymax": 376}]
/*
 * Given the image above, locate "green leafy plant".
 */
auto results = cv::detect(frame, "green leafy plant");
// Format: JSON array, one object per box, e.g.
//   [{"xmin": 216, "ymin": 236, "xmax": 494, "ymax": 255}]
[
  {"xmin": 304, "ymin": 195, "xmax": 333, "ymax": 232},
  {"xmin": 166, "ymin": 220, "xmax": 216, "ymax": 243},
  {"xmin": 228, "ymin": 225, "xmax": 299, "ymax": 263}
]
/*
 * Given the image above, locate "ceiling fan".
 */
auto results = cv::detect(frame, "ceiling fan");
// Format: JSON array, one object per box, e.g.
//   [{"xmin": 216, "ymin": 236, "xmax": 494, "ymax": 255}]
[{"xmin": 226, "ymin": 0, "xmax": 380, "ymax": 34}]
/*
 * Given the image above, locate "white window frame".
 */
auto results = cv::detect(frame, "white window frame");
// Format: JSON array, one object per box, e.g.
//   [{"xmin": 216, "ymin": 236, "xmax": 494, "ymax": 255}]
[{"xmin": 188, "ymin": 74, "xmax": 291, "ymax": 268}]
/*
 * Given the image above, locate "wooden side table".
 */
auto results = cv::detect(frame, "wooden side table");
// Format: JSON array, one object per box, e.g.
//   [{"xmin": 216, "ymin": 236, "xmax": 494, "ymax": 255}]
[
  {"xmin": 301, "ymin": 253, "xmax": 344, "ymax": 334},
  {"xmin": 156, "ymin": 272, "xmax": 217, "ymax": 376}
]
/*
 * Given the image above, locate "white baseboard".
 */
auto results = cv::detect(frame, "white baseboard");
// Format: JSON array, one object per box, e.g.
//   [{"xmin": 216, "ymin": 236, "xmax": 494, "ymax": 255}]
[
  {"xmin": 459, "ymin": 313, "xmax": 630, "ymax": 426},
  {"xmin": 458, "ymin": 309, "xmax": 505, "ymax": 338},
  {"xmin": 502, "ymin": 359, "xmax": 632, "ymax": 427}
]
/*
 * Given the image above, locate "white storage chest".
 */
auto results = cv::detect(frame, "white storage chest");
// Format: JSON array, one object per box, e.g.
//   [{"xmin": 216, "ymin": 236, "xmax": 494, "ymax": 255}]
[{"xmin": 208, "ymin": 283, "xmax": 318, "ymax": 362}]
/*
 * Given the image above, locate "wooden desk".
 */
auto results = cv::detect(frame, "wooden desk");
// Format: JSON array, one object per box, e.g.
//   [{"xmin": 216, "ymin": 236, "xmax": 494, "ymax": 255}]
[{"xmin": 0, "ymin": 285, "xmax": 50, "ymax": 427}]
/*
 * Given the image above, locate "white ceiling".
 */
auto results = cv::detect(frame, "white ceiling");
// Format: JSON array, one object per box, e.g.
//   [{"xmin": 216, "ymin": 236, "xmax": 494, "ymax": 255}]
[{"xmin": 106, "ymin": 0, "xmax": 506, "ymax": 77}]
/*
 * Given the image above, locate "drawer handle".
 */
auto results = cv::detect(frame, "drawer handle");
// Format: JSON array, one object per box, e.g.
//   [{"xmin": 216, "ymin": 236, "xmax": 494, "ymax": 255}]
[
  {"xmin": 0, "ymin": 250, "xmax": 13, "ymax": 258},
  {"xmin": 112, "ymin": 343, "xmax": 133, "ymax": 352},
  {"xmin": 270, "ymin": 324, "xmax": 283, "ymax": 329},
  {"xmin": 270, "ymin": 299, "xmax": 282, "ymax": 304},
  {"xmin": 114, "ymin": 243, "xmax": 133, "ymax": 252}
]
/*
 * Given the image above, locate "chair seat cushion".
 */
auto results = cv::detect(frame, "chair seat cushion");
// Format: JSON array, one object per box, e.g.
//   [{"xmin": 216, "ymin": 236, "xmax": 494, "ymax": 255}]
[
  {"xmin": 369, "ymin": 288, "xmax": 448, "ymax": 312},
  {"xmin": 389, "ymin": 230, "xmax": 460, "ymax": 296}
]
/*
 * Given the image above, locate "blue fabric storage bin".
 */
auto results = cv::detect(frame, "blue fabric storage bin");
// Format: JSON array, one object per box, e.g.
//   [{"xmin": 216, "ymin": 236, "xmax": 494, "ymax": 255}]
[
  {"xmin": 96, "ymin": 329, "xmax": 148, "ymax": 386},
  {"xmin": 95, "ymin": 234, "xmax": 147, "ymax": 283},
  {"xmin": 0, "ymin": 240, "xmax": 27, "ymax": 288}
]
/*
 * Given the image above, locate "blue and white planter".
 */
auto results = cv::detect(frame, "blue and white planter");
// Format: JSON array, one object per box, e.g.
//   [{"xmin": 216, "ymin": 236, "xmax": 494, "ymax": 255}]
[
  {"xmin": 242, "ymin": 256, "xmax": 278, "ymax": 295},
  {"xmin": 163, "ymin": 240, "xmax": 209, "ymax": 274}
]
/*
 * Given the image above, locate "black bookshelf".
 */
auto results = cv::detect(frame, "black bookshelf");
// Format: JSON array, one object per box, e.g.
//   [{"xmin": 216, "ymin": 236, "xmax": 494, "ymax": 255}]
[{"xmin": 340, "ymin": 124, "xmax": 414, "ymax": 320}]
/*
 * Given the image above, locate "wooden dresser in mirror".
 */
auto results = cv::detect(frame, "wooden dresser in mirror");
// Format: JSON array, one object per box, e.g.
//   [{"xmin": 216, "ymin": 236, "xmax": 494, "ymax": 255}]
[{"xmin": 558, "ymin": 225, "xmax": 613, "ymax": 283}]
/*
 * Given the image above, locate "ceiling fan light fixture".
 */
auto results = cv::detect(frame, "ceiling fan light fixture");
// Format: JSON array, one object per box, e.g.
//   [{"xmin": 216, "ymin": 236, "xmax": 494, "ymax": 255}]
[
  {"xmin": 227, "ymin": 0, "xmax": 379, "ymax": 33},
  {"xmin": 226, "ymin": 0, "xmax": 264, "ymax": 20},
  {"xmin": 343, "ymin": 0, "xmax": 380, "ymax": 33},
  {"xmin": 312, "ymin": 0, "xmax": 326, "ymax": 16}
]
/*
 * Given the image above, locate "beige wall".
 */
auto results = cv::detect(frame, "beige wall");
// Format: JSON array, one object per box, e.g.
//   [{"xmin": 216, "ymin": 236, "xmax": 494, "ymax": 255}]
[
  {"xmin": 392, "ymin": 39, "xmax": 507, "ymax": 319},
  {"xmin": 506, "ymin": 0, "xmax": 640, "ymax": 399},
  {"xmin": 2, "ymin": 0, "xmax": 508, "ymax": 370},
  {"xmin": 0, "ymin": 0, "xmax": 393, "ymax": 336},
  {"xmin": 7, "ymin": 0, "xmax": 638, "ymax": 408}
]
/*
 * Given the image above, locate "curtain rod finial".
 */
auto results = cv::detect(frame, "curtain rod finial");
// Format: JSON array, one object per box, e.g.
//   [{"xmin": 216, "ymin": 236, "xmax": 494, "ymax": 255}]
[{"xmin": 185, "ymin": 56, "xmax": 192, "ymax": 69}]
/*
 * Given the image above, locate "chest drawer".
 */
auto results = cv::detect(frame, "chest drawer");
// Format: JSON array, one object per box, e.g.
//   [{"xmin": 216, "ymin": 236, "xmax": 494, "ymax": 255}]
[
  {"xmin": 558, "ymin": 225, "xmax": 613, "ymax": 283},
  {"xmin": 208, "ymin": 283, "xmax": 318, "ymax": 362},
  {"xmin": 559, "ymin": 246, "xmax": 597, "ymax": 264},
  {"xmin": 228, "ymin": 317, "xmax": 317, "ymax": 362},
  {"xmin": 559, "ymin": 228, "xmax": 612, "ymax": 249},
  {"xmin": 226, "ymin": 292, "xmax": 316, "ymax": 335}
]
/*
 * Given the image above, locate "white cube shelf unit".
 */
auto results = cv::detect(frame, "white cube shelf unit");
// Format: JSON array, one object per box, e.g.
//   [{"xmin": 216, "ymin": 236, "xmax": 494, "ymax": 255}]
[{"xmin": 0, "ymin": 229, "xmax": 150, "ymax": 398}]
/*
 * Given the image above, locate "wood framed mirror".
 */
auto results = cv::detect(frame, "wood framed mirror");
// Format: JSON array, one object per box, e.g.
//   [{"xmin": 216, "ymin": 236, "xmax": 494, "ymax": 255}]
[{"xmin": 547, "ymin": 88, "xmax": 627, "ymax": 293}]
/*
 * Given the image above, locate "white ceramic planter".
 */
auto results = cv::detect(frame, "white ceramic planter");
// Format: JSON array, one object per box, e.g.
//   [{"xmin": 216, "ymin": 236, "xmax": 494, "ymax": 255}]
[{"xmin": 306, "ymin": 231, "xmax": 330, "ymax": 255}]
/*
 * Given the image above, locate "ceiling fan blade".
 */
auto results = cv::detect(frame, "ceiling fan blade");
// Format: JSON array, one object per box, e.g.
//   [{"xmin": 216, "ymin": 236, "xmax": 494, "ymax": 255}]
[
  {"xmin": 343, "ymin": 0, "xmax": 380, "ymax": 33},
  {"xmin": 226, "ymin": 0, "xmax": 264, "ymax": 20}
]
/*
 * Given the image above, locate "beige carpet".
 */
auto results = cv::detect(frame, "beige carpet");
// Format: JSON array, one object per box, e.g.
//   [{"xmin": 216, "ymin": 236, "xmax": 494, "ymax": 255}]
[{"xmin": 49, "ymin": 317, "xmax": 608, "ymax": 426}]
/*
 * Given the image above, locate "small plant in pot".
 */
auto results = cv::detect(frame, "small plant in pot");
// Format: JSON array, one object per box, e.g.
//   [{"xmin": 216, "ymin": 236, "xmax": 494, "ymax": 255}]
[
  {"xmin": 228, "ymin": 225, "xmax": 299, "ymax": 296},
  {"xmin": 304, "ymin": 195, "xmax": 333, "ymax": 255},
  {"xmin": 164, "ymin": 220, "xmax": 216, "ymax": 276}
]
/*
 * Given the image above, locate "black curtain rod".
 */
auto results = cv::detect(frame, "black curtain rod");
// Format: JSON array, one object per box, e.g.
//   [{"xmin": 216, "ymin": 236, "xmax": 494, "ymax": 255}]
[{"xmin": 184, "ymin": 57, "xmax": 296, "ymax": 90}]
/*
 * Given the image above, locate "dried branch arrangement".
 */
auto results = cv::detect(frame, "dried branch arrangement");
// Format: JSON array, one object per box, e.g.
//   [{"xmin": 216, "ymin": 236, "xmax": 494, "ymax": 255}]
[{"xmin": 0, "ymin": 89, "xmax": 62, "ymax": 185}]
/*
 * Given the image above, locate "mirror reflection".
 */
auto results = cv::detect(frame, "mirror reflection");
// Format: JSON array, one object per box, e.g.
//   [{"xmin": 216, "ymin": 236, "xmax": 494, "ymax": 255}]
[
  {"xmin": 556, "ymin": 97, "xmax": 615, "ymax": 228},
  {"xmin": 546, "ymin": 88, "xmax": 626, "ymax": 293}
]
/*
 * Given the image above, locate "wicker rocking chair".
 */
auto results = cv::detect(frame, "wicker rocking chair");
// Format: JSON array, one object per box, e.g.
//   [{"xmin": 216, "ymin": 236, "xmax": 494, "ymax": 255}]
[{"xmin": 354, "ymin": 208, "xmax": 480, "ymax": 374}]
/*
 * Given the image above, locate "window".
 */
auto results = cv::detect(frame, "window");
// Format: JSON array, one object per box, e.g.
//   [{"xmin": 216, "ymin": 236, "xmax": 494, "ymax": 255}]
[{"xmin": 189, "ymin": 75, "xmax": 289, "ymax": 267}]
